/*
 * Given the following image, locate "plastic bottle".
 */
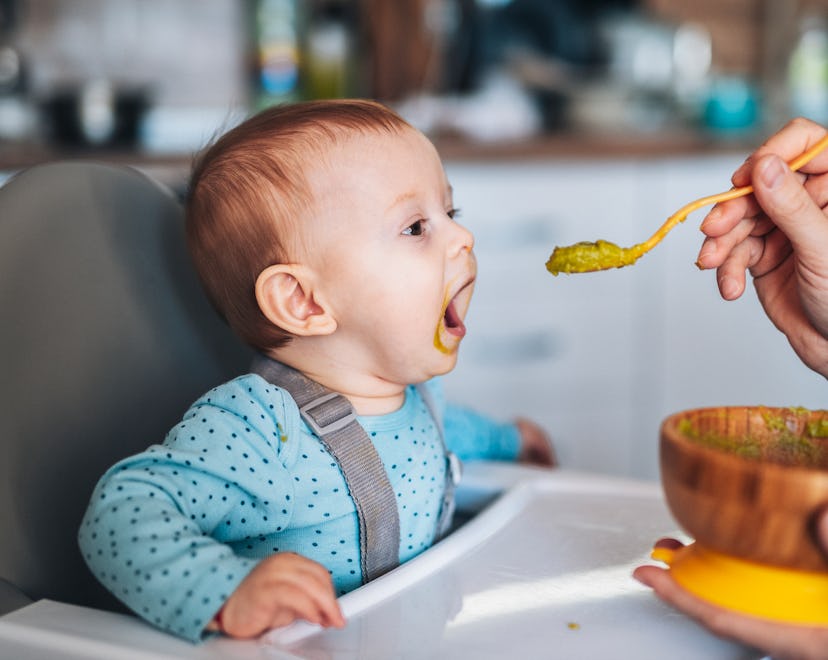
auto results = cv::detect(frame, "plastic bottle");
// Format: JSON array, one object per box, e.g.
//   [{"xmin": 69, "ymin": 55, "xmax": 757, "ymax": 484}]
[{"xmin": 788, "ymin": 13, "xmax": 828, "ymax": 124}]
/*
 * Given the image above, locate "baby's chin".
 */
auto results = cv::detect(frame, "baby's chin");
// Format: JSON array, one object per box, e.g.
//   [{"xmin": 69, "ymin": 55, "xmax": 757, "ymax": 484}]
[{"xmin": 423, "ymin": 349, "xmax": 460, "ymax": 382}]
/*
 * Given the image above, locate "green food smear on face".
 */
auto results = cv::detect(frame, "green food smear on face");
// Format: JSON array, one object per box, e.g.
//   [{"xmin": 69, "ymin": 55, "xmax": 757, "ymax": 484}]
[
  {"xmin": 546, "ymin": 240, "xmax": 645, "ymax": 275},
  {"xmin": 677, "ymin": 407, "xmax": 828, "ymax": 468},
  {"xmin": 433, "ymin": 328, "xmax": 452, "ymax": 354}
]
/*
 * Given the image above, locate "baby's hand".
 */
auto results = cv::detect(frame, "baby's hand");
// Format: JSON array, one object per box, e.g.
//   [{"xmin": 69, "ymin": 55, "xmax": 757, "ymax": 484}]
[
  {"xmin": 208, "ymin": 552, "xmax": 346, "ymax": 638},
  {"xmin": 515, "ymin": 418, "xmax": 557, "ymax": 467}
]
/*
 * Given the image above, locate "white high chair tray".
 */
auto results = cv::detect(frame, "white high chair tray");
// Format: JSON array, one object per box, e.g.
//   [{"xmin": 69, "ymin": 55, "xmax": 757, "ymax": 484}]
[{"xmin": 0, "ymin": 463, "xmax": 757, "ymax": 659}]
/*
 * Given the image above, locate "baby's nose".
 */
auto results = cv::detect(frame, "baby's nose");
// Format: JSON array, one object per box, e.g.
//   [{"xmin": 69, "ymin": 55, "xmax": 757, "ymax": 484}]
[{"xmin": 451, "ymin": 221, "xmax": 474, "ymax": 254}]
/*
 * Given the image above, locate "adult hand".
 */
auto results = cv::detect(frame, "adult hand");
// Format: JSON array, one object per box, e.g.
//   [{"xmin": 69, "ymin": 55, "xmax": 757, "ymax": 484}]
[
  {"xmin": 634, "ymin": 509, "xmax": 828, "ymax": 660},
  {"xmin": 695, "ymin": 118, "xmax": 828, "ymax": 378},
  {"xmin": 206, "ymin": 552, "xmax": 345, "ymax": 639}
]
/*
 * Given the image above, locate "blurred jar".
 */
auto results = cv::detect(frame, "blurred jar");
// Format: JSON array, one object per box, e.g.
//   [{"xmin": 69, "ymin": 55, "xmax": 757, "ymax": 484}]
[
  {"xmin": 41, "ymin": 80, "xmax": 150, "ymax": 149},
  {"xmin": 788, "ymin": 13, "xmax": 828, "ymax": 125},
  {"xmin": 252, "ymin": 0, "xmax": 303, "ymax": 109},
  {"xmin": 0, "ymin": 43, "xmax": 33, "ymax": 141},
  {"xmin": 304, "ymin": 13, "xmax": 352, "ymax": 99},
  {"xmin": 703, "ymin": 75, "xmax": 760, "ymax": 135}
]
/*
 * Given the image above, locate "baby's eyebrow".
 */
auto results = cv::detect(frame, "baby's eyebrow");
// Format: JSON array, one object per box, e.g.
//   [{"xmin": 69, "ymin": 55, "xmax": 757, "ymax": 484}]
[
  {"xmin": 385, "ymin": 191, "xmax": 416, "ymax": 212},
  {"xmin": 384, "ymin": 184, "xmax": 454, "ymax": 213}
]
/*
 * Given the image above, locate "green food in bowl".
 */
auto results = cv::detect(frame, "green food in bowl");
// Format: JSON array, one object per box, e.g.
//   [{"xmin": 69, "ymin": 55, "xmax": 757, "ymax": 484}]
[{"xmin": 676, "ymin": 407, "xmax": 828, "ymax": 468}]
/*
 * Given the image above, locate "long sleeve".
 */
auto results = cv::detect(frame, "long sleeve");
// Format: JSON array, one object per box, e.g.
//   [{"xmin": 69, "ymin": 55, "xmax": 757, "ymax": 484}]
[
  {"xmin": 78, "ymin": 375, "xmax": 305, "ymax": 642},
  {"xmin": 422, "ymin": 378, "xmax": 521, "ymax": 462},
  {"xmin": 443, "ymin": 402, "xmax": 521, "ymax": 461}
]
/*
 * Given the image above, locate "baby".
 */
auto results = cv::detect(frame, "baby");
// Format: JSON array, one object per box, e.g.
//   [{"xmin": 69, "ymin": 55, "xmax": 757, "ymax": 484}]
[{"xmin": 78, "ymin": 99, "xmax": 554, "ymax": 642}]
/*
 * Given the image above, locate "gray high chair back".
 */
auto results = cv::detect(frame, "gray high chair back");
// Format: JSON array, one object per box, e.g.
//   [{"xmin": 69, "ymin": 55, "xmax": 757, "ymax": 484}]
[{"xmin": 0, "ymin": 162, "xmax": 252, "ymax": 615}]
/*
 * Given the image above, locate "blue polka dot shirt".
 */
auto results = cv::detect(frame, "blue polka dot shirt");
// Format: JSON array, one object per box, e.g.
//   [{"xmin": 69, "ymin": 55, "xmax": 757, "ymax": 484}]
[{"xmin": 78, "ymin": 374, "xmax": 520, "ymax": 642}]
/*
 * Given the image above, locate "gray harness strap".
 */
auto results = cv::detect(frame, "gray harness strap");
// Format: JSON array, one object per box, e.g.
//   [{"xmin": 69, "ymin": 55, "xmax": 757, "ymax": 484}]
[
  {"xmin": 252, "ymin": 355, "xmax": 400, "ymax": 582},
  {"xmin": 251, "ymin": 355, "xmax": 460, "ymax": 583}
]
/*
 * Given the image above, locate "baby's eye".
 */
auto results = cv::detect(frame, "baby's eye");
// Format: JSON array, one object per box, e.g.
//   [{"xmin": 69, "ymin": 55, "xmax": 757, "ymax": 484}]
[
  {"xmin": 402, "ymin": 219, "xmax": 425, "ymax": 236},
  {"xmin": 447, "ymin": 207, "xmax": 461, "ymax": 220}
]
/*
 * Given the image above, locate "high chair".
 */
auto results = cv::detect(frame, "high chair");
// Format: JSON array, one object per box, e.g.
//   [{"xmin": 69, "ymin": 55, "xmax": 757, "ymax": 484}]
[
  {"xmin": 0, "ymin": 161, "xmax": 251, "ymax": 615},
  {"xmin": 0, "ymin": 163, "xmax": 757, "ymax": 659}
]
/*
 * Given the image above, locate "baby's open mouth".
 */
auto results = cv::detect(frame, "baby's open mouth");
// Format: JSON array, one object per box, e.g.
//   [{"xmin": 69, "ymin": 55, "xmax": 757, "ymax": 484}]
[
  {"xmin": 443, "ymin": 298, "xmax": 466, "ymax": 337},
  {"xmin": 434, "ymin": 279, "xmax": 474, "ymax": 354}
]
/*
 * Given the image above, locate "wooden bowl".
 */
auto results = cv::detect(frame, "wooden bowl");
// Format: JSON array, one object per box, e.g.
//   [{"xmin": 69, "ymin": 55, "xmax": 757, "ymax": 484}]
[{"xmin": 660, "ymin": 406, "xmax": 828, "ymax": 571}]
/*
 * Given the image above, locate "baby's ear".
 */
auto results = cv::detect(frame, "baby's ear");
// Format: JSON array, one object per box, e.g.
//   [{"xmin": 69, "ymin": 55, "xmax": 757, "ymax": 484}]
[{"xmin": 255, "ymin": 264, "xmax": 337, "ymax": 336}]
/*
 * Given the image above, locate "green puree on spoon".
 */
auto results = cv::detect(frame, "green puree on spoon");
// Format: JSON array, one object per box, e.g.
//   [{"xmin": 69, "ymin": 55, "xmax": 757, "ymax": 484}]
[
  {"xmin": 545, "ymin": 134, "xmax": 828, "ymax": 276},
  {"xmin": 546, "ymin": 240, "xmax": 645, "ymax": 275}
]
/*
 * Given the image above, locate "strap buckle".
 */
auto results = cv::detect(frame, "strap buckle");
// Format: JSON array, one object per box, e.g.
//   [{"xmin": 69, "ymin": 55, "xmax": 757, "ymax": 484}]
[
  {"xmin": 447, "ymin": 451, "xmax": 462, "ymax": 486},
  {"xmin": 299, "ymin": 392, "xmax": 358, "ymax": 437}
]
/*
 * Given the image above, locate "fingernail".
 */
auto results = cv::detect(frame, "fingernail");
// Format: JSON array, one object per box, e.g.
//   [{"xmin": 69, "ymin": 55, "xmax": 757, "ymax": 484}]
[
  {"xmin": 696, "ymin": 242, "xmax": 715, "ymax": 269},
  {"xmin": 699, "ymin": 207, "xmax": 720, "ymax": 232},
  {"xmin": 696, "ymin": 246, "xmax": 714, "ymax": 270},
  {"xmin": 759, "ymin": 156, "xmax": 786, "ymax": 189},
  {"xmin": 719, "ymin": 275, "xmax": 739, "ymax": 299},
  {"xmin": 732, "ymin": 158, "xmax": 750, "ymax": 182}
]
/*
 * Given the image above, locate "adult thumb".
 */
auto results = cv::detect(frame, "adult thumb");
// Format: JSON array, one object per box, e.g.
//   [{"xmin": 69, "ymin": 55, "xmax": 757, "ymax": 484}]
[{"xmin": 752, "ymin": 154, "xmax": 828, "ymax": 263}]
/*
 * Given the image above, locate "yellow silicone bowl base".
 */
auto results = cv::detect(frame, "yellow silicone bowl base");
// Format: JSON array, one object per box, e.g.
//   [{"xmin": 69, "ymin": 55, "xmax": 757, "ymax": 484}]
[{"xmin": 652, "ymin": 542, "xmax": 828, "ymax": 625}]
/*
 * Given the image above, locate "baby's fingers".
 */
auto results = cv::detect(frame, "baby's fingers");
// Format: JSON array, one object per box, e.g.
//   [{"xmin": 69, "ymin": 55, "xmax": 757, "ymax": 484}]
[
  {"xmin": 267, "ymin": 583, "xmax": 343, "ymax": 630},
  {"xmin": 220, "ymin": 582, "xmax": 344, "ymax": 638},
  {"xmin": 270, "ymin": 561, "xmax": 345, "ymax": 628},
  {"xmin": 300, "ymin": 579, "xmax": 346, "ymax": 629}
]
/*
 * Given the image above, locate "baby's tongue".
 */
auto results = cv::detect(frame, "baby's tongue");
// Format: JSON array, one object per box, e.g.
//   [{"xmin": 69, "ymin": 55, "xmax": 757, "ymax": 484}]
[{"xmin": 444, "ymin": 300, "xmax": 466, "ymax": 337}]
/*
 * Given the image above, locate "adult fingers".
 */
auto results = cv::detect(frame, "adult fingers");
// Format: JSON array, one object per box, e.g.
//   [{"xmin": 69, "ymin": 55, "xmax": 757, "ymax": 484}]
[
  {"xmin": 696, "ymin": 217, "xmax": 758, "ymax": 269},
  {"xmin": 715, "ymin": 229, "xmax": 793, "ymax": 299},
  {"xmin": 751, "ymin": 154, "xmax": 828, "ymax": 272},
  {"xmin": 805, "ymin": 171, "xmax": 828, "ymax": 209},
  {"xmin": 700, "ymin": 195, "xmax": 761, "ymax": 238},
  {"xmin": 701, "ymin": 172, "xmax": 808, "ymax": 239},
  {"xmin": 651, "ymin": 537, "xmax": 684, "ymax": 550},
  {"xmin": 634, "ymin": 566, "xmax": 828, "ymax": 660},
  {"xmin": 732, "ymin": 117, "xmax": 828, "ymax": 187},
  {"xmin": 714, "ymin": 236, "xmax": 766, "ymax": 300}
]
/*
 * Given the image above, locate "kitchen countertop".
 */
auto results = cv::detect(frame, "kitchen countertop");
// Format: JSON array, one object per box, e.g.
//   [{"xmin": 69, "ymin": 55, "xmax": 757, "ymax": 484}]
[
  {"xmin": 0, "ymin": 128, "xmax": 756, "ymax": 184},
  {"xmin": 0, "ymin": 143, "xmax": 193, "ymax": 190},
  {"xmin": 433, "ymin": 128, "xmax": 754, "ymax": 162}
]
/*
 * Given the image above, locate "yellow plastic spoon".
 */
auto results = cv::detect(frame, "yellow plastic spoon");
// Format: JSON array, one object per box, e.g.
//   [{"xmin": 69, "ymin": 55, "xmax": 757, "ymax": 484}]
[{"xmin": 546, "ymin": 133, "xmax": 828, "ymax": 275}]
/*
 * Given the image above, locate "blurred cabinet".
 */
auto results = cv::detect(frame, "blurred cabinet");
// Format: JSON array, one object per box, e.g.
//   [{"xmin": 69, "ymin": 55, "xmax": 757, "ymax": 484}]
[
  {"xmin": 444, "ymin": 160, "xmax": 641, "ymax": 477},
  {"xmin": 443, "ymin": 154, "xmax": 826, "ymax": 481}
]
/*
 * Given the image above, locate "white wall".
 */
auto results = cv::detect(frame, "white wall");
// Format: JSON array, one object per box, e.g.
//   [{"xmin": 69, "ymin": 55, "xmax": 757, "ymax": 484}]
[
  {"xmin": 443, "ymin": 153, "xmax": 827, "ymax": 481},
  {"xmin": 16, "ymin": 0, "xmax": 247, "ymax": 108}
]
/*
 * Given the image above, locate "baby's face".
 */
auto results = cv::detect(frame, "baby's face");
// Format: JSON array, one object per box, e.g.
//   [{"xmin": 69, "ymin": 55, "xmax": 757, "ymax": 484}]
[{"xmin": 303, "ymin": 127, "xmax": 477, "ymax": 385}]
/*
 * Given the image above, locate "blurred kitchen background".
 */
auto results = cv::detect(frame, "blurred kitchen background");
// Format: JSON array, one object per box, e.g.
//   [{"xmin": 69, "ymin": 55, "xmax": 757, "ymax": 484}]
[
  {"xmin": 2, "ymin": 0, "xmax": 827, "ymax": 163},
  {"xmin": 2, "ymin": 0, "xmax": 828, "ymax": 480}
]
